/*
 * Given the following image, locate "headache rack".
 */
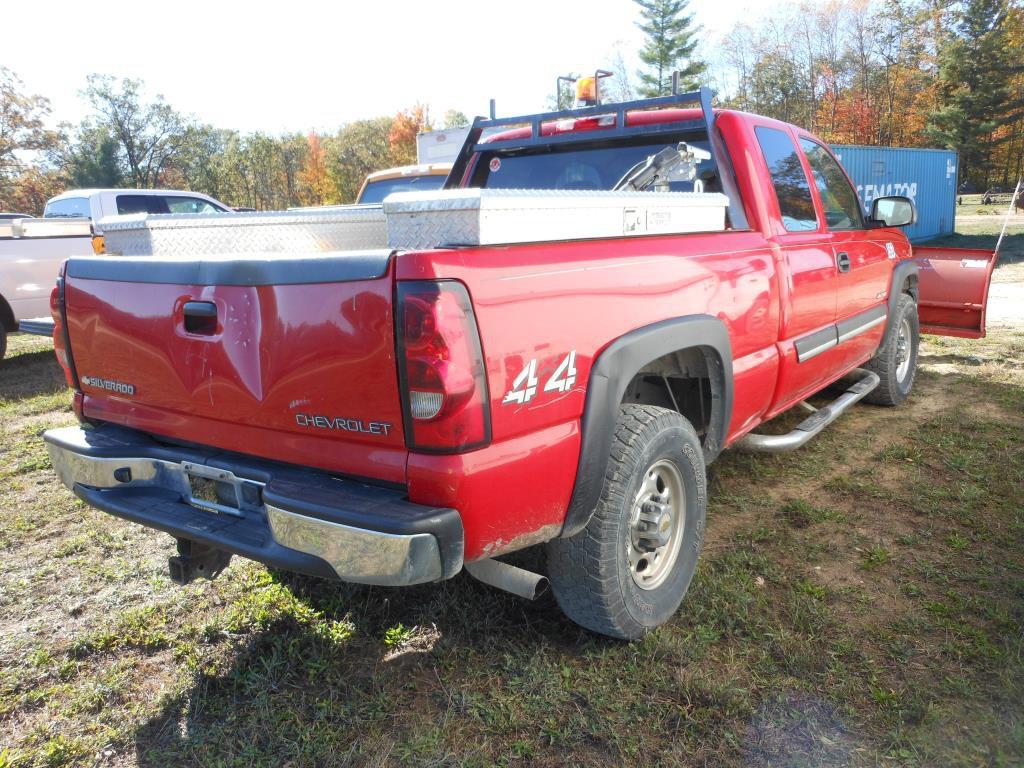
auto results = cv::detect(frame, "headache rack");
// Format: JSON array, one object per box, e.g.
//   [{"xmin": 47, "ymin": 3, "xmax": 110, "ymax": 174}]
[{"xmin": 445, "ymin": 82, "xmax": 747, "ymax": 229}]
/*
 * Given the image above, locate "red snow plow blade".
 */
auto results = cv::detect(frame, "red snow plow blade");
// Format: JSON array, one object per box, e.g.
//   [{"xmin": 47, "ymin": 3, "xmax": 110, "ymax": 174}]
[{"xmin": 914, "ymin": 246, "xmax": 999, "ymax": 339}]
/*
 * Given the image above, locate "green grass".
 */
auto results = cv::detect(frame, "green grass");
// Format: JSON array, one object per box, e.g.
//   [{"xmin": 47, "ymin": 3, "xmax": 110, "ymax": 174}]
[{"xmin": 1, "ymin": 326, "xmax": 1021, "ymax": 767}]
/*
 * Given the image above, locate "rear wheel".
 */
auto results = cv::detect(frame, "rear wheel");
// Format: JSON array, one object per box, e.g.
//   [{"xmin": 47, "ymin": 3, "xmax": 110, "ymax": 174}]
[
  {"xmin": 864, "ymin": 293, "xmax": 919, "ymax": 406},
  {"xmin": 547, "ymin": 404, "xmax": 706, "ymax": 640}
]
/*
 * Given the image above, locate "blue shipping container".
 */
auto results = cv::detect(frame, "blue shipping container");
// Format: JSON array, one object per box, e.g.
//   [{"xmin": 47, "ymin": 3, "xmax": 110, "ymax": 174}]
[{"xmin": 831, "ymin": 145, "xmax": 958, "ymax": 242}]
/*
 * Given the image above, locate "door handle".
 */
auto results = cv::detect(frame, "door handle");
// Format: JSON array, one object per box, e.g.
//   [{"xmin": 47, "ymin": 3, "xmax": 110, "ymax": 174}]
[
  {"xmin": 183, "ymin": 301, "xmax": 218, "ymax": 335},
  {"xmin": 836, "ymin": 251, "xmax": 851, "ymax": 273}
]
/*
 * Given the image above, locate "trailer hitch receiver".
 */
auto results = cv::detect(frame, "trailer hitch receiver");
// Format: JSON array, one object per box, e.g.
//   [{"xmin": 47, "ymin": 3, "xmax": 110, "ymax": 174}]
[{"xmin": 168, "ymin": 539, "xmax": 232, "ymax": 585}]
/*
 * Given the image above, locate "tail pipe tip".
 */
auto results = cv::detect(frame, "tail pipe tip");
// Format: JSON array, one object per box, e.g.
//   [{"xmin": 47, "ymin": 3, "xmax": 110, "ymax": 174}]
[{"xmin": 465, "ymin": 557, "xmax": 548, "ymax": 601}]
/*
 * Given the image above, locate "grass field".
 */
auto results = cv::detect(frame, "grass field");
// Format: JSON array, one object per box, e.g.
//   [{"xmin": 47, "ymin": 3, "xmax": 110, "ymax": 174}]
[{"xmin": 1, "ymin": 229, "xmax": 1022, "ymax": 766}]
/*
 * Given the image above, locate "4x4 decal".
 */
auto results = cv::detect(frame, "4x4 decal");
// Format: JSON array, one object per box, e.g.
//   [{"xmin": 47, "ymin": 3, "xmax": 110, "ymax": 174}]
[{"xmin": 503, "ymin": 351, "xmax": 577, "ymax": 405}]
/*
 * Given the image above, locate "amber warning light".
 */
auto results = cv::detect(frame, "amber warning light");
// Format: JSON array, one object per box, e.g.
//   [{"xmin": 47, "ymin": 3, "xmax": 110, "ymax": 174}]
[{"xmin": 561, "ymin": 69, "xmax": 613, "ymax": 108}]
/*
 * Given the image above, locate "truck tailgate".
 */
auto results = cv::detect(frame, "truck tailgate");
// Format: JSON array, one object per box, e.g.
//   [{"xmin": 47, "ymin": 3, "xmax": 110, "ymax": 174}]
[{"xmin": 63, "ymin": 252, "xmax": 407, "ymax": 484}]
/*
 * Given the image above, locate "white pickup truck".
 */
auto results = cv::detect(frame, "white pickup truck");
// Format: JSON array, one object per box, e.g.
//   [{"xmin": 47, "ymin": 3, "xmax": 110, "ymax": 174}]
[{"xmin": 1, "ymin": 189, "xmax": 231, "ymax": 357}]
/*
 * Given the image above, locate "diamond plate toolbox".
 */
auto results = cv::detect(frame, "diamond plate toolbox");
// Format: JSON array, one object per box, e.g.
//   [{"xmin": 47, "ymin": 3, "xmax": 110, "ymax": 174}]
[
  {"xmin": 383, "ymin": 188, "xmax": 728, "ymax": 250},
  {"xmin": 100, "ymin": 206, "xmax": 388, "ymax": 257}
]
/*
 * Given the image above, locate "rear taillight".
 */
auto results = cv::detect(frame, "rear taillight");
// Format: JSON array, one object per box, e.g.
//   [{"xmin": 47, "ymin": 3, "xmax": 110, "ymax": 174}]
[
  {"xmin": 397, "ymin": 281, "xmax": 490, "ymax": 452},
  {"xmin": 50, "ymin": 262, "xmax": 78, "ymax": 391}
]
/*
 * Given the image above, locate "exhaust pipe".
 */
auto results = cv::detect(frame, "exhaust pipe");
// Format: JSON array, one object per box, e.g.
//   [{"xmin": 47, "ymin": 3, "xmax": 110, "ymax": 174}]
[{"xmin": 465, "ymin": 558, "xmax": 548, "ymax": 600}]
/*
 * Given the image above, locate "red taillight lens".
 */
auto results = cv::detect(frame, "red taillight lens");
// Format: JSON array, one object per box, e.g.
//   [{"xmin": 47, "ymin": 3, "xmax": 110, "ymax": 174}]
[
  {"xmin": 397, "ymin": 281, "xmax": 490, "ymax": 452},
  {"xmin": 50, "ymin": 270, "xmax": 75, "ymax": 388}
]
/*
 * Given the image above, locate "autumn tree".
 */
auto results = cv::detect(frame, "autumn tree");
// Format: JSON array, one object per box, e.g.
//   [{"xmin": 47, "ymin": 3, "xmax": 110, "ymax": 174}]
[
  {"xmin": 634, "ymin": 0, "xmax": 705, "ymax": 96},
  {"xmin": 388, "ymin": 104, "xmax": 430, "ymax": 166},
  {"xmin": 300, "ymin": 132, "xmax": 330, "ymax": 205},
  {"xmin": 0, "ymin": 67, "xmax": 58, "ymax": 209}
]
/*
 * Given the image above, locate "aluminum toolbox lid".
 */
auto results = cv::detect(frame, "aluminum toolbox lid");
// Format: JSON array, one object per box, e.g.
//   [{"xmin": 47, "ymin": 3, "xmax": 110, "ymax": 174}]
[
  {"xmin": 381, "ymin": 187, "xmax": 728, "ymax": 212},
  {"xmin": 98, "ymin": 206, "xmax": 385, "ymax": 232},
  {"xmin": 383, "ymin": 187, "xmax": 729, "ymax": 249},
  {"xmin": 99, "ymin": 207, "xmax": 388, "ymax": 257}
]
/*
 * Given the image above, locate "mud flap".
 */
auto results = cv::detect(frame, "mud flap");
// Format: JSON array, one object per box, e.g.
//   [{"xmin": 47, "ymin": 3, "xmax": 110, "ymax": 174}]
[{"xmin": 914, "ymin": 246, "xmax": 999, "ymax": 339}]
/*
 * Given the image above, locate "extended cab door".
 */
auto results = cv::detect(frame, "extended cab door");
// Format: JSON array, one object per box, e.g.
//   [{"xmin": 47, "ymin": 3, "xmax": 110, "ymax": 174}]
[
  {"xmin": 752, "ymin": 125, "xmax": 841, "ymax": 413},
  {"xmin": 799, "ymin": 137, "xmax": 891, "ymax": 364}
]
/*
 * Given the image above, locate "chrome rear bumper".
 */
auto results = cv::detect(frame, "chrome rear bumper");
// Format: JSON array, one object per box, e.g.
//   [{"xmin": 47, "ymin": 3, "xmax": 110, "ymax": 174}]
[{"xmin": 44, "ymin": 425, "xmax": 463, "ymax": 586}]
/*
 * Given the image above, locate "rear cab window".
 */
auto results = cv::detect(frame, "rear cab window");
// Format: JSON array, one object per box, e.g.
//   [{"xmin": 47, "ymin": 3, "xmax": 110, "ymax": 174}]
[
  {"xmin": 44, "ymin": 197, "xmax": 90, "ymax": 219},
  {"xmin": 116, "ymin": 195, "xmax": 170, "ymax": 215},
  {"xmin": 473, "ymin": 136, "xmax": 717, "ymax": 193},
  {"xmin": 116, "ymin": 195, "xmax": 225, "ymax": 215},
  {"xmin": 359, "ymin": 175, "xmax": 446, "ymax": 204},
  {"xmin": 754, "ymin": 126, "xmax": 817, "ymax": 232}
]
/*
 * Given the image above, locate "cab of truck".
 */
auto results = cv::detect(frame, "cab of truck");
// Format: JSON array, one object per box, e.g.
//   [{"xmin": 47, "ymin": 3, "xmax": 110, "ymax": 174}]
[{"xmin": 44, "ymin": 189, "xmax": 231, "ymax": 222}]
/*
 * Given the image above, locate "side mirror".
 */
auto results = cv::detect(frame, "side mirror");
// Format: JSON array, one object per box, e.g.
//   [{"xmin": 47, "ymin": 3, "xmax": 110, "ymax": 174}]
[{"xmin": 871, "ymin": 196, "xmax": 916, "ymax": 228}]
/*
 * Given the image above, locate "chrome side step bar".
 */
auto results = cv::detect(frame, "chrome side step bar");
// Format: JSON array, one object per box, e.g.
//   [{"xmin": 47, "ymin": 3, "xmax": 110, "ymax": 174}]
[{"xmin": 736, "ymin": 369, "xmax": 880, "ymax": 453}]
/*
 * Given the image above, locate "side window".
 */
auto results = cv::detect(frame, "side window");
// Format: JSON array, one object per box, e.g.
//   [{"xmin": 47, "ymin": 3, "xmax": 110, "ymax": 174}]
[
  {"xmin": 44, "ymin": 197, "xmax": 90, "ymax": 218},
  {"xmin": 165, "ymin": 197, "xmax": 222, "ymax": 214},
  {"xmin": 754, "ymin": 126, "xmax": 817, "ymax": 232},
  {"xmin": 799, "ymin": 138, "xmax": 864, "ymax": 230},
  {"xmin": 116, "ymin": 195, "xmax": 170, "ymax": 215}
]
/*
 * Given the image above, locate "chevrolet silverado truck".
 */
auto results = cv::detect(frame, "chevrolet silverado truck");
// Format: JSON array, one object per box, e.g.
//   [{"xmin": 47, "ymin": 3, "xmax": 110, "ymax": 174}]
[{"xmin": 42, "ymin": 86, "xmax": 997, "ymax": 639}]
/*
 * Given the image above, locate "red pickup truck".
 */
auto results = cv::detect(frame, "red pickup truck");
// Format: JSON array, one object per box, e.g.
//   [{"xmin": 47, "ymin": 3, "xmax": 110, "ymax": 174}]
[{"xmin": 43, "ymin": 87, "xmax": 996, "ymax": 639}]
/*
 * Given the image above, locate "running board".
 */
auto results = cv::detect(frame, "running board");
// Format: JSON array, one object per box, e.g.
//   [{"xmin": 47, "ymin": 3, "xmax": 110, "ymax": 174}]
[{"xmin": 736, "ymin": 369, "xmax": 880, "ymax": 453}]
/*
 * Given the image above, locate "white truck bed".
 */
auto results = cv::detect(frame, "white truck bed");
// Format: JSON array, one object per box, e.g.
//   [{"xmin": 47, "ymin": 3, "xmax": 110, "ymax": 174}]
[{"xmin": 0, "ymin": 218, "xmax": 93, "ymax": 332}]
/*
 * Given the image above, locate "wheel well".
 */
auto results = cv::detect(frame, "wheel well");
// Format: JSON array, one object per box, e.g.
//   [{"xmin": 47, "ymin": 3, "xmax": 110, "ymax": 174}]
[
  {"xmin": 620, "ymin": 347, "xmax": 716, "ymax": 443},
  {"xmin": 902, "ymin": 273, "xmax": 919, "ymax": 301},
  {"xmin": 0, "ymin": 294, "xmax": 15, "ymax": 333}
]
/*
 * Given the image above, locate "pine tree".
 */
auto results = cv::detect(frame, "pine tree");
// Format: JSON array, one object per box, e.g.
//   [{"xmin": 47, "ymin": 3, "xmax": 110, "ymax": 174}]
[
  {"xmin": 634, "ymin": 0, "xmax": 706, "ymax": 97},
  {"xmin": 926, "ymin": 0, "xmax": 1022, "ymax": 186}
]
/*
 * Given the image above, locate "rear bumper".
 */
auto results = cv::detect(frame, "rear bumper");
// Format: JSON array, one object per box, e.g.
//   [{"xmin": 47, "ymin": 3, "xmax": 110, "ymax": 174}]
[
  {"xmin": 43, "ymin": 425, "xmax": 463, "ymax": 585},
  {"xmin": 18, "ymin": 317, "xmax": 56, "ymax": 337}
]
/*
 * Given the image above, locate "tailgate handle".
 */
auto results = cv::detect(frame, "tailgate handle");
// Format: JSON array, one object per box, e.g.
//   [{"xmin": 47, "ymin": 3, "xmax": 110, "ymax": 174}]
[{"xmin": 183, "ymin": 301, "xmax": 218, "ymax": 335}]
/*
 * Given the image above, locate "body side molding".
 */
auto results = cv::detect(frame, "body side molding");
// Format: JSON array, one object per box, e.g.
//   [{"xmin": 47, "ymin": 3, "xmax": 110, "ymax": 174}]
[{"xmin": 561, "ymin": 315, "xmax": 733, "ymax": 538}]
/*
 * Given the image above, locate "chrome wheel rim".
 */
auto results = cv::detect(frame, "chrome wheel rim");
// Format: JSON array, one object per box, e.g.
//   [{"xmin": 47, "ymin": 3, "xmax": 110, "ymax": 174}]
[
  {"xmin": 627, "ymin": 459, "xmax": 685, "ymax": 590},
  {"xmin": 895, "ymin": 318, "xmax": 912, "ymax": 382}
]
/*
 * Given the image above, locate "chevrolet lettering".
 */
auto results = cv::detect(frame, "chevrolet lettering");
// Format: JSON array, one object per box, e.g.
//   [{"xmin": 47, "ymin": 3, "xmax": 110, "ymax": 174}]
[{"xmin": 294, "ymin": 413, "xmax": 393, "ymax": 436}]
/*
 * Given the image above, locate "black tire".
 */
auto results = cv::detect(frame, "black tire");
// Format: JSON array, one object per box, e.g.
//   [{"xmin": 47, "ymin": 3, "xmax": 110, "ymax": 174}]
[
  {"xmin": 547, "ymin": 404, "xmax": 706, "ymax": 640},
  {"xmin": 0, "ymin": 330, "xmax": 7, "ymax": 361},
  {"xmin": 864, "ymin": 293, "xmax": 919, "ymax": 406}
]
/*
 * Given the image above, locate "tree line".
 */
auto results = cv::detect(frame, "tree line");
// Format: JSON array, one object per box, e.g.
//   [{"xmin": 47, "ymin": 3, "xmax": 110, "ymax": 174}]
[
  {"xmin": 713, "ymin": 0, "xmax": 1023, "ymax": 189},
  {"xmin": 0, "ymin": 72, "xmax": 462, "ymax": 214},
  {"xmin": 1, "ymin": 0, "xmax": 1021, "ymax": 214}
]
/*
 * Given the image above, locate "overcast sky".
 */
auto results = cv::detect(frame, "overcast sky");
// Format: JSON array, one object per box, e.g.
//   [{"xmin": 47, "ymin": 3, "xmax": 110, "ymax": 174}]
[{"xmin": 6, "ymin": 0, "xmax": 810, "ymax": 134}]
